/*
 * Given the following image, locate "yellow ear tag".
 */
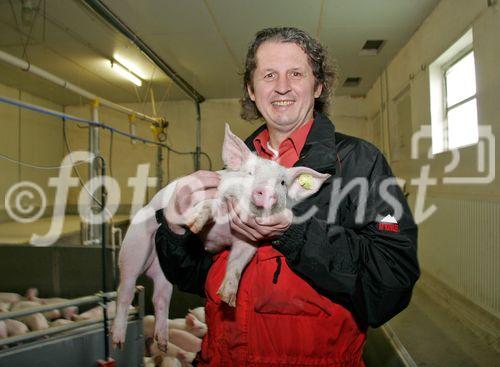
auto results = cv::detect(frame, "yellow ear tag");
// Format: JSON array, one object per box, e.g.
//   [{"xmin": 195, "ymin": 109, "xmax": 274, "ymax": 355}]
[{"xmin": 298, "ymin": 173, "xmax": 314, "ymax": 190}]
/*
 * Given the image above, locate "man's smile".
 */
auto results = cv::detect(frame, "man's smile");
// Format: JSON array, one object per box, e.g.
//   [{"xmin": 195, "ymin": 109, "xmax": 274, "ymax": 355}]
[{"xmin": 271, "ymin": 100, "xmax": 295, "ymax": 107}]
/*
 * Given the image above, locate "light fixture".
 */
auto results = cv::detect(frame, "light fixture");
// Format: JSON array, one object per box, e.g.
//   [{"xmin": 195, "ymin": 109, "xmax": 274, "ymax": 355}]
[
  {"xmin": 113, "ymin": 54, "xmax": 147, "ymax": 79},
  {"xmin": 111, "ymin": 61, "xmax": 142, "ymax": 87},
  {"xmin": 359, "ymin": 40, "xmax": 385, "ymax": 56}
]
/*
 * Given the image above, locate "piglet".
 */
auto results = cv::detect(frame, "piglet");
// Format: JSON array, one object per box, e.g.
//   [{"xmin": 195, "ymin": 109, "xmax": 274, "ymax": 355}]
[
  {"xmin": 168, "ymin": 328, "xmax": 202, "ymax": 353},
  {"xmin": 112, "ymin": 124, "xmax": 330, "ymax": 351},
  {"xmin": 10, "ymin": 301, "xmax": 60, "ymax": 321},
  {"xmin": 0, "ymin": 302, "xmax": 10, "ymax": 313},
  {"xmin": 150, "ymin": 341, "xmax": 195, "ymax": 364},
  {"xmin": 187, "ymin": 307, "xmax": 205, "ymax": 324},
  {"xmin": 184, "ymin": 314, "xmax": 207, "ymax": 338},
  {"xmin": 10, "ymin": 302, "xmax": 50, "ymax": 330},
  {"xmin": 72, "ymin": 301, "xmax": 117, "ymax": 321},
  {"xmin": 0, "ymin": 321, "xmax": 7, "ymax": 339},
  {"xmin": 39, "ymin": 298, "xmax": 78, "ymax": 320},
  {"xmin": 0, "ymin": 293, "xmax": 21, "ymax": 304},
  {"xmin": 161, "ymin": 356, "xmax": 183, "ymax": 367},
  {"xmin": 5, "ymin": 319, "xmax": 29, "ymax": 336},
  {"xmin": 50, "ymin": 319, "xmax": 74, "ymax": 327}
]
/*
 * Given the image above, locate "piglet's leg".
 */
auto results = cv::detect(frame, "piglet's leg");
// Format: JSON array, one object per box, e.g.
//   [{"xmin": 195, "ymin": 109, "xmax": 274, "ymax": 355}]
[
  {"xmin": 146, "ymin": 253, "xmax": 173, "ymax": 353},
  {"xmin": 112, "ymin": 208, "xmax": 158, "ymax": 349},
  {"xmin": 186, "ymin": 199, "xmax": 215, "ymax": 234},
  {"xmin": 217, "ymin": 239, "xmax": 257, "ymax": 307}
]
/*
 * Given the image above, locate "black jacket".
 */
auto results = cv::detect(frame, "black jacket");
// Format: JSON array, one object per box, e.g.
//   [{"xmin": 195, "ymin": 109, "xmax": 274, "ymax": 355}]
[{"xmin": 155, "ymin": 112, "xmax": 419, "ymax": 327}]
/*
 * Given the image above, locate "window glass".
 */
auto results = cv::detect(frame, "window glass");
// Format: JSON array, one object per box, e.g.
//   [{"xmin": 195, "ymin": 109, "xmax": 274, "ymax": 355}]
[
  {"xmin": 445, "ymin": 52, "xmax": 476, "ymax": 107},
  {"xmin": 447, "ymin": 99, "xmax": 479, "ymax": 149}
]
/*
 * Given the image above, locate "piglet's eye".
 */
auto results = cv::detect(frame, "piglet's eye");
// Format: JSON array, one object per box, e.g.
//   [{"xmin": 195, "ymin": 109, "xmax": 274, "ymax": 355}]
[
  {"xmin": 248, "ymin": 171, "xmax": 253, "ymax": 175},
  {"xmin": 281, "ymin": 180, "xmax": 285, "ymax": 186}
]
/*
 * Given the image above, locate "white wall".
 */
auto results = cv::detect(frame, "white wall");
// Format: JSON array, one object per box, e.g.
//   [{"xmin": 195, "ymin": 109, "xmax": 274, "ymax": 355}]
[
  {"xmin": 0, "ymin": 82, "xmax": 64, "ymax": 222},
  {"xmin": 329, "ymin": 96, "xmax": 370, "ymax": 142}
]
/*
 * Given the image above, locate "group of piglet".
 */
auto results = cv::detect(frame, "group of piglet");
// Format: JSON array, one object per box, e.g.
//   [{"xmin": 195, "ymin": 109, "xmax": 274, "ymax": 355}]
[
  {"xmin": 143, "ymin": 307, "xmax": 206, "ymax": 367},
  {"xmin": 0, "ymin": 289, "xmax": 81, "ymax": 341},
  {"xmin": 0, "ymin": 288, "xmax": 124, "ymax": 344}
]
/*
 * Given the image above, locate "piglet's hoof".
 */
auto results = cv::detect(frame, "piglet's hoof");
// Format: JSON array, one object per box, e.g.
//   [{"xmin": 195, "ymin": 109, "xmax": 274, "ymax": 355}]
[
  {"xmin": 155, "ymin": 335, "xmax": 168, "ymax": 353},
  {"xmin": 217, "ymin": 281, "xmax": 237, "ymax": 307}
]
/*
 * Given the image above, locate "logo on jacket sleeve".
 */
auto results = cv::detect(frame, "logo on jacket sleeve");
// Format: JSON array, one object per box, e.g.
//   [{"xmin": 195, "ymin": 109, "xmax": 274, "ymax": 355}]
[{"xmin": 377, "ymin": 214, "xmax": 399, "ymax": 233}]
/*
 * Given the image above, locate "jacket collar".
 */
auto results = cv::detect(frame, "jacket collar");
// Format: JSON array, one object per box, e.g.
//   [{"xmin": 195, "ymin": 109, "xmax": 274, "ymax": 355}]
[{"xmin": 244, "ymin": 112, "xmax": 338, "ymax": 174}]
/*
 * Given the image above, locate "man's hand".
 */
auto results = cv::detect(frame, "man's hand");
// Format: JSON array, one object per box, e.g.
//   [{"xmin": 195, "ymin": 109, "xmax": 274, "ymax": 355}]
[
  {"xmin": 227, "ymin": 198, "xmax": 292, "ymax": 244},
  {"xmin": 164, "ymin": 171, "xmax": 220, "ymax": 234}
]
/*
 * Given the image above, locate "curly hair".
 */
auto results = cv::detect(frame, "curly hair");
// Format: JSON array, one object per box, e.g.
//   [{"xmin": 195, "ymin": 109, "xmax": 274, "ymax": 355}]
[{"xmin": 240, "ymin": 27, "xmax": 336, "ymax": 121}]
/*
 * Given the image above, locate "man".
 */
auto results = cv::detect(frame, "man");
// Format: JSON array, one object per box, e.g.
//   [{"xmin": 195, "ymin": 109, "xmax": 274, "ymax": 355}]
[{"xmin": 155, "ymin": 27, "xmax": 419, "ymax": 366}]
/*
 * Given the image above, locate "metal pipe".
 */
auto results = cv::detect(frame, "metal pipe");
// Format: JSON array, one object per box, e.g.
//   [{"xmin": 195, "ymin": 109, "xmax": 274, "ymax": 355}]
[
  {"xmin": 0, "ymin": 318, "xmax": 101, "ymax": 347},
  {"xmin": 0, "ymin": 293, "xmax": 116, "ymax": 322},
  {"xmin": 195, "ymin": 101, "xmax": 201, "ymax": 170},
  {"xmin": 0, "ymin": 49, "xmax": 161, "ymax": 123},
  {"xmin": 89, "ymin": 101, "xmax": 102, "ymax": 246},
  {"xmin": 0, "ymin": 310, "xmax": 140, "ymax": 347},
  {"xmin": 0, "ymin": 95, "xmax": 169, "ymax": 148},
  {"xmin": 95, "ymin": 155, "xmax": 110, "ymax": 361},
  {"xmin": 81, "ymin": 0, "xmax": 205, "ymax": 104},
  {"xmin": 0, "ymin": 289, "xmax": 144, "ymax": 347}
]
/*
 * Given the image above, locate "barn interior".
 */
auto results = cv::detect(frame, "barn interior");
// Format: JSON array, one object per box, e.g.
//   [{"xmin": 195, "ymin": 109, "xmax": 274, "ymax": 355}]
[{"xmin": 0, "ymin": 0, "xmax": 498, "ymax": 366}]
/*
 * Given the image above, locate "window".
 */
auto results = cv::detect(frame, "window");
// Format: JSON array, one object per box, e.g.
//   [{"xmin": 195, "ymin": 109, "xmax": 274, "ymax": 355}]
[
  {"xmin": 443, "ymin": 51, "xmax": 478, "ymax": 149},
  {"xmin": 429, "ymin": 29, "xmax": 478, "ymax": 154}
]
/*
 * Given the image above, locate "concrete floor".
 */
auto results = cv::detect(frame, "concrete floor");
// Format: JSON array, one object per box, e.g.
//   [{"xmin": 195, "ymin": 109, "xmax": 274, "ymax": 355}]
[{"xmin": 387, "ymin": 285, "xmax": 499, "ymax": 367}]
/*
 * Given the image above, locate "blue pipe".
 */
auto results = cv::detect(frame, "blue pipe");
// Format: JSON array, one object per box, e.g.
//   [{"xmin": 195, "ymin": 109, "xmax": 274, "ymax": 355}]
[{"xmin": 0, "ymin": 95, "xmax": 192, "ymax": 152}]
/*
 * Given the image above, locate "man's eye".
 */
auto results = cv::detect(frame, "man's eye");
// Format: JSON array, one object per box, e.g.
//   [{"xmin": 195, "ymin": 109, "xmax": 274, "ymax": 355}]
[
  {"xmin": 290, "ymin": 71, "xmax": 302, "ymax": 78},
  {"xmin": 264, "ymin": 72, "xmax": 275, "ymax": 79}
]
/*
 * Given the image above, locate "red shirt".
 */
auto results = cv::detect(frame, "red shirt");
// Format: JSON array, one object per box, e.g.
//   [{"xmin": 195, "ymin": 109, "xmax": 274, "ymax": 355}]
[{"xmin": 252, "ymin": 118, "xmax": 314, "ymax": 167}]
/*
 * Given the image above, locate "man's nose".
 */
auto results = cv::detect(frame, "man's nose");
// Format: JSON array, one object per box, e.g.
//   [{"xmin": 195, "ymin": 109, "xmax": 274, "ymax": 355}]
[{"xmin": 275, "ymin": 76, "xmax": 292, "ymax": 95}]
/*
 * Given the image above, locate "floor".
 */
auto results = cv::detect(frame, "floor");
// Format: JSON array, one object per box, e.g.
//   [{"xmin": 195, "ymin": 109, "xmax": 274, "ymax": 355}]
[{"xmin": 385, "ymin": 285, "xmax": 499, "ymax": 367}]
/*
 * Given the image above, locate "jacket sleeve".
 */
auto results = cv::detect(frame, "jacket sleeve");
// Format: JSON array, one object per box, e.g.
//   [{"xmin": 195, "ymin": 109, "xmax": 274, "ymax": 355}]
[
  {"xmin": 273, "ymin": 152, "xmax": 419, "ymax": 327},
  {"xmin": 154, "ymin": 210, "xmax": 213, "ymax": 297}
]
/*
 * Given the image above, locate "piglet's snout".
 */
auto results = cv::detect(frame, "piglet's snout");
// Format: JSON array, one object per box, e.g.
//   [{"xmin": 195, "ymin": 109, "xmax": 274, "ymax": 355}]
[{"xmin": 251, "ymin": 187, "xmax": 277, "ymax": 209}]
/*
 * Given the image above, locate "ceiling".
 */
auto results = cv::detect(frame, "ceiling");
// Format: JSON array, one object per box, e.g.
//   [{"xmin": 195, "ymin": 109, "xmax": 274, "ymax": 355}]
[{"xmin": 0, "ymin": 0, "xmax": 440, "ymax": 106}]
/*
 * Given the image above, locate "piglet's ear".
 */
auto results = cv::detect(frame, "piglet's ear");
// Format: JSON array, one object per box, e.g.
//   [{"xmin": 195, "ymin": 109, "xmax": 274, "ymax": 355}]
[
  {"xmin": 222, "ymin": 123, "xmax": 252, "ymax": 170},
  {"xmin": 286, "ymin": 166, "xmax": 330, "ymax": 202}
]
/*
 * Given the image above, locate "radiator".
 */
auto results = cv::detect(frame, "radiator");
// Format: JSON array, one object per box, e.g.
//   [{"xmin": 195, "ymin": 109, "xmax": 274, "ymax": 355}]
[{"xmin": 418, "ymin": 195, "xmax": 500, "ymax": 317}]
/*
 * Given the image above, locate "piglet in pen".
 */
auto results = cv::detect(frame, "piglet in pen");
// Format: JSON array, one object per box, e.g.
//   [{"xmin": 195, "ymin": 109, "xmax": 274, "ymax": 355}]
[{"xmin": 111, "ymin": 124, "xmax": 330, "ymax": 350}]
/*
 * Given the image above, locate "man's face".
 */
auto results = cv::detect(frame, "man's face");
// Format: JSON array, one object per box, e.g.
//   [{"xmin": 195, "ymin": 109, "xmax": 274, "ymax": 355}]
[{"xmin": 248, "ymin": 41, "xmax": 322, "ymax": 133}]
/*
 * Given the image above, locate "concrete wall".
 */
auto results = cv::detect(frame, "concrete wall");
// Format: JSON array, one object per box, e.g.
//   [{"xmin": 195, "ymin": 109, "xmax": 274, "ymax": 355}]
[{"xmin": 364, "ymin": 0, "xmax": 499, "ymax": 318}]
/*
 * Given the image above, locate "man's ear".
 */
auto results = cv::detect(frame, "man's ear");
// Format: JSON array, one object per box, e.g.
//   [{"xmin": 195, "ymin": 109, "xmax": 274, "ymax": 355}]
[
  {"xmin": 247, "ymin": 83, "xmax": 256, "ymax": 101},
  {"xmin": 222, "ymin": 123, "xmax": 252, "ymax": 170},
  {"xmin": 285, "ymin": 166, "xmax": 330, "ymax": 201},
  {"xmin": 314, "ymin": 82, "xmax": 323, "ymax": 98}
]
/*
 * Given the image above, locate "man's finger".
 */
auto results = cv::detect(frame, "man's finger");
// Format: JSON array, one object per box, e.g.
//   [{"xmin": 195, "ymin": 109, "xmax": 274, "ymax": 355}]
[
  {"xmin": 178, "ymin": 173, "xmax": 220, "ymax": 193},
  {"xmin": 255, "ymin": 215, "xmax": 285, "ymax": 226},
  {"xmin": 189, "ymin": 189, "xmax": 218, "ymax": 207},
  {"xmin": 230, "ymin": 222, "xmax": 258, "ymax": 242},
  {"xmin": 228, "ymin": 201, "xmax": 260, "ymax": 240},
  {"xmin": 229, "ymin": 217, "xmax": 259, "ymax": 242}
]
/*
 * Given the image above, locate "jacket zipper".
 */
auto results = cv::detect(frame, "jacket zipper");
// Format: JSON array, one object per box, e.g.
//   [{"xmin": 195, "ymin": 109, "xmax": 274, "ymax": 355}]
[{"xmin": 273, "ymin": 257, "xmax": 282, "ymax": 284}]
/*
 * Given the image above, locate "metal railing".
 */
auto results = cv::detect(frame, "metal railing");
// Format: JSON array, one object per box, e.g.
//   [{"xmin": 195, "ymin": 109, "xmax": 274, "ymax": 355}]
[{"xmin": 0, "ymin": 287, "xmax": 144, "ymax": 348}]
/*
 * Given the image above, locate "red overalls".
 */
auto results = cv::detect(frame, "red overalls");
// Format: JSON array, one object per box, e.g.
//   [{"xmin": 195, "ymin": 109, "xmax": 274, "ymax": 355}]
[{"xmin": 196, "ymin": 120, "xmax": 367, "ymax": 366}]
